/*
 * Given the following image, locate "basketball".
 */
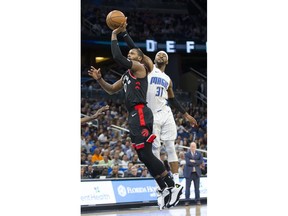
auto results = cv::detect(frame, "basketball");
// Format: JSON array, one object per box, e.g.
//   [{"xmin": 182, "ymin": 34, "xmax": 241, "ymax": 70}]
[{"xmin": 106, "ymin": 10, "xmax": 126, "ymax": 30}]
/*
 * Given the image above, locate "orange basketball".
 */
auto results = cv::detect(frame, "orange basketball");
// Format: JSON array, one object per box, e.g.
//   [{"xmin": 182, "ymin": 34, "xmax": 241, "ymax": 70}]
[{"xmin": 106, "ymin": 10, "xmax": 126, "ymax": 30}]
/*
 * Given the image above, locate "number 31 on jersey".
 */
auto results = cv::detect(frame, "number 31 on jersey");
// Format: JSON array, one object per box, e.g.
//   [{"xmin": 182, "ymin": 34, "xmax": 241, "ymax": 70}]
[{"xmin": 156, "ymin": 86, "xmax": 164, "ymax": 97}]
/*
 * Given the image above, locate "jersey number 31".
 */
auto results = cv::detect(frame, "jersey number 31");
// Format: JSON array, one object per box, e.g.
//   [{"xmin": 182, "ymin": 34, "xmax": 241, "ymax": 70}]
[{"xmin": 156, "ymin": 86, "xmax": 164, "ymax": 97}]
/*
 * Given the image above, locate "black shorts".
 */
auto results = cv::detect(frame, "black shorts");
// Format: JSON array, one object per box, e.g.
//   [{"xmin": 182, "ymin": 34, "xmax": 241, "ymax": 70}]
[{"xmin": 128, "ymin": 104, "xmax": 155, "ymax": 148}]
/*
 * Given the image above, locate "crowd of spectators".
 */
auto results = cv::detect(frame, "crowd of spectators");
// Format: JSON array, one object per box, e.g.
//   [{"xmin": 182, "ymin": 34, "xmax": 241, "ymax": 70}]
[
  {"xmin": 81, "ymin": 96, "xmax": 207, "ymax": 180},
  {"xmin": 81, "ymin": 0, "xmax": 206, "ymax": 42}
]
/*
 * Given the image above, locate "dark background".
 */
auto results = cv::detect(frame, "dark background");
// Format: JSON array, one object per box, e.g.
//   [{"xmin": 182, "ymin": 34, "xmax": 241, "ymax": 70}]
[{"xmin": 81, "ymin": 0, "xmax": 207, "ymax": 104}]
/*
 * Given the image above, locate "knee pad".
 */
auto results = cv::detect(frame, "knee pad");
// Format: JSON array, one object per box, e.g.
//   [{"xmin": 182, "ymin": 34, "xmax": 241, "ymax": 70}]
[{"xmin": 164, "ymin": 140, "xmax": 178, "ymax": 162}]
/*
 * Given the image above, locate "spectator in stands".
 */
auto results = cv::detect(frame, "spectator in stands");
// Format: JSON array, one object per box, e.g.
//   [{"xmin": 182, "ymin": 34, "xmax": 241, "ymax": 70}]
[
  {"xmin": 199, "ymin": 143, "xmax": 207, "ymax": 157},
  {"xmin": 98, "ymin": 155, "xmax": 113, "ymax": 168},
  {"xmin": 122, "ymin": 138, "xmax": 131, "ymax": 154},
  {"xmin": 121, "ymin": 154, "xmax": 130, "ymax": 168},
  {"xmin": 90, "ymin": 140, "xmax": 100, "ymax": 155},
  {"xmin": 84, "ymin": 165, "xmax": 96, "ymax": 179},
  {"xmin": 114, "ymin": 144, "xmax": 125, "ymax": 157},
  {"xmin": 91, "ymin": 148, "xmax": 103, "ymax": 164},
  {"xmin": 178, "ymin": 151, "xmax": 186, "ymax": 165},
  {"xmin": 110, "ymin": 106, "xmax": 118, "ymax": 117},
  {"xmin": 140, "ymin": 166, "xmax": 151, "ymax": 178},
  {"xmin": 102, "ymin": 148, "xmax": 112, "ymax": 160},
  {"xmin": 126, "ymin": 166, "xmax": 140, "ymax": 178},
  {"xmin": 111, "ymin": 152, "xmax": 122, "ymax": 167},
  {"xmin": 188, "ymin": 133, "xmax": 195, "ymax": 143},
  {"xmin": 100, "ymin": 167, "xmax": 109, "ymax": 178},
  {"xmin": 124, "ymin": 162, "xmax": 134, "ymax": 177},
  {"xmin": 81, "ymin": 135, "xmax": 86, "ymax": 147},
  {"xmin": 98, "ymin": 129, "xmax": 109, "ymax": 144},
  {"xmin": 183, "ymin": 137, "xmax": 189, "ymax": 148},
  {"xmin": 126, "ymin": 144, "xmax": 136, "ymax": 160},
  {"xmin": 81, "ymin": 135, "xmax": 93, "ymax": 154},
  {"xmin": 81, "ymin": 153, "xmax": 87, "ymax": 165},
  {"xmin": 178, "ymin": 160, "xmax": 185, "ymax": 177},
  {"xmin": 200, "ymin": 161, "xmax": 207, "ymax": 176},
  {"xmin": 85, "ymin": 153, "xmax": 93, "ymax": 165},
  {"xmin": 109, "ymin": 137, "xmax": 118, "ymax": 149},
  {"xmin": 107, "ymin": 165, "xmax": 124, "ymax": 178},
  {"xmin": 102, "ymin": 142, "xmax": 110, "ymax": 151},
  {"xmin": 81, "ymin": 166, "xmax": 88, "ymax": 179},
  {"xmin": 175, "ymin": 136, "xmax": 183, "ymax": 146},
  {"xmin": 177, "ymin": 123, "xmax": 189, "ymax": 138},
  {"xmin": 131, "ymin": 154, "xmax": 141, "ymax": 164},
  {"xmin": 81, "ymin": 146, "xmax": 87, "ymax": 154}
]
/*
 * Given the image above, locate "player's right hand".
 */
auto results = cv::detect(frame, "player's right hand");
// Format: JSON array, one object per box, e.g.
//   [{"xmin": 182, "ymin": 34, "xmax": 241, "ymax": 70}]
[{"xmin": 88, "ymin": 66, "xmax": 102, "ymax": 80}]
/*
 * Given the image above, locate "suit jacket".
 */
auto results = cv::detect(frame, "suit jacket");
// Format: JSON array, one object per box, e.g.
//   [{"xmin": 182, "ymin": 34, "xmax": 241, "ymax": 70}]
[{"xmin": 183, "ymin": 150, "xmax": 203, "ymax": 178}]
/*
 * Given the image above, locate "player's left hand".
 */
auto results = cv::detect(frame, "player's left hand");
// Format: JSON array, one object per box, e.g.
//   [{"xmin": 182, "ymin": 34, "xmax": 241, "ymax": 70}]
[{"xmin": 184, "ymin": 114, "xmax": 198, "ymax": 127}]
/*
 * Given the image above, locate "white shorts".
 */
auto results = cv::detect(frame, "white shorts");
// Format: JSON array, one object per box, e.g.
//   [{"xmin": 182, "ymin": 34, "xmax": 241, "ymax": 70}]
[{"xmin": 152, "ymin": 105, "xmax": 177, "ymax": 148}]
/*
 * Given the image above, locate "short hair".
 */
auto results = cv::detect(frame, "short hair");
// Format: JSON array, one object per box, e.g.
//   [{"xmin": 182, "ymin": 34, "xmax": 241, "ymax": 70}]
[{"xmin": 133, "ymin": 48, "xmax": 144, "ymax": 61}]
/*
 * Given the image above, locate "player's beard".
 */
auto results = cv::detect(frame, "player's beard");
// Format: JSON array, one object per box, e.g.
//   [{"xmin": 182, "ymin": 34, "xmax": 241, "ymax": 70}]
[{"xmin": 155, "ymin": 59, "xmax": 166, "ymax": 67}]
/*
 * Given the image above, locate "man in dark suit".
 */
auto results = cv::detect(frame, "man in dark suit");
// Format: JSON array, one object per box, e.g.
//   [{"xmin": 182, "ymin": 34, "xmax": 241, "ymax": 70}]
[{"xmin": 184, "ymin": 142, "xmax": 203, "ymax": 205}]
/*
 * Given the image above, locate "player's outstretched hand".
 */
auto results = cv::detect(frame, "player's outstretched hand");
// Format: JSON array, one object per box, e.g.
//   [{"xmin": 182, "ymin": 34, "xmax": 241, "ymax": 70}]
[
  {"xmin": 92, "ymin": 105, "xmax": 110, "ymax": 119},
  {"xmin": 88, "ymin": 66, "xmax": 102, "ymax": 80},
  {"xmin": 184, "ymin": 114, "xmax": 198, "ymax": 127}
]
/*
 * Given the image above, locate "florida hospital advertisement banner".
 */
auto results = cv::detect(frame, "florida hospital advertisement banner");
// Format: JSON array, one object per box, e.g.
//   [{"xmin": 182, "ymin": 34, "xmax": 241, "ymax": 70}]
[{"xmin": 81, "ymin": 177, "xmax": 207, "ymax": 206}]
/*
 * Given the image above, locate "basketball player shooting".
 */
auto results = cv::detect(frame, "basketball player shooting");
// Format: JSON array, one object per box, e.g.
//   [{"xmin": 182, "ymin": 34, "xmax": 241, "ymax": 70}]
[{"xmin": 88, "ymin": 19, "xmax": 183, "ymax": 210}]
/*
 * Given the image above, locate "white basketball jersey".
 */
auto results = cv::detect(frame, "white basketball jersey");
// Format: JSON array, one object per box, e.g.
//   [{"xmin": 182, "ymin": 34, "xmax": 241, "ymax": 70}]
[{"xmin": 147, "ymin": 65, "xmax": 171, "ymax": 113}]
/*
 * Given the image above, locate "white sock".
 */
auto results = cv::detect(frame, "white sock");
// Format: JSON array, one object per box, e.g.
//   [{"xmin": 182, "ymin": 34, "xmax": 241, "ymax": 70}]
[{"xmin": 173, "ymin": 173, "xmax": 180, "ymax": 184}]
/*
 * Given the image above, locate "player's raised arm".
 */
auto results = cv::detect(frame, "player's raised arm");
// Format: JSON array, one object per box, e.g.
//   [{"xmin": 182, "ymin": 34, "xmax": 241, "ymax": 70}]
[
  {"xmin": 111, "ymin": 20, "xmax": 146, "ymax": 78},
  {"xmin": 120, "ymin": 23, "xmax": 154, "ymax": 73},
  {"xmin": 111, "ymin": 18, "xmax": 132, "ymax": 70}
]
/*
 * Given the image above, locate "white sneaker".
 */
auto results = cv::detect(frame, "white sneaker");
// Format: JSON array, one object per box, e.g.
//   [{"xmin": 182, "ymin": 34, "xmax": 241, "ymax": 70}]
[
  {"xmin": 157, "ymin": 188, "xmax": 171, "ymax": 210},
  {"xmin": 172, "ymin": 173, "xmax": 180, "ymax": 184},
  {"xmin": 166, "ymin": 183, "xmax": 183, "ymax": 208}
]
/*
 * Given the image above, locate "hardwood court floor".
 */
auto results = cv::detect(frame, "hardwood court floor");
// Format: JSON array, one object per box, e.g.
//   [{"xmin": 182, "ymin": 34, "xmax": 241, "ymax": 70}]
[{"xmin": 81, "ymin": 204, "xmax": 207, "ymax": 216}]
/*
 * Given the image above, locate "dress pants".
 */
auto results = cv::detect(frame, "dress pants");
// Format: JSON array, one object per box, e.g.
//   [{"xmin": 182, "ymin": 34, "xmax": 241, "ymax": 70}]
[{"xmin": 185, "ymin": 172, "xmax": 200, "ymax": 201}]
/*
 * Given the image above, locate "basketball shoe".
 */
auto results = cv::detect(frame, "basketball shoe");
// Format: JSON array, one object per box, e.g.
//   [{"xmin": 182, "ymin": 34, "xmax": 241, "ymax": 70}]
[
  {"xmin": 166, "ymin": 183, "xmax": 183, "ymax": 208},
  {"xmin": 157, "ymin": 187, "xmax": 171, "ymax": 210}
]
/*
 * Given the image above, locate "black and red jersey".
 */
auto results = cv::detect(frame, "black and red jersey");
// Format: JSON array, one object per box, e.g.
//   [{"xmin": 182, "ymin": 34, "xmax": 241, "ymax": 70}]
[{"xmin": 122, "ymin": 70, "xmax": 148, "ymax": 112}]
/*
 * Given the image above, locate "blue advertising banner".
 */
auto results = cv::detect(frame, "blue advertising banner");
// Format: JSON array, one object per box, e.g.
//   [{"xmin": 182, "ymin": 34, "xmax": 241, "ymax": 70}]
[
  {"xmin": 112, "ymin": 179, "xmax": 159, "ymax": 203},
  {"xmin": 81, "ymin": 177, "xmax": 207, "ymax": 206}
]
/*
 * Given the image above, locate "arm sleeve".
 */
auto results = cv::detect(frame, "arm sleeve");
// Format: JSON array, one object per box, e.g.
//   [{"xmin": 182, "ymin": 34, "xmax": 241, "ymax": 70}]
[
  {"xmin": 121, "ymin": 31, "xmax": 137, "ymax": 49},
  {"xmin": 168, "ymin": 97, "xmax": 186, "ymax": 114},
  {"xmin": 111, "ymin": 40, "xmax": 133, "ymax": 69}
]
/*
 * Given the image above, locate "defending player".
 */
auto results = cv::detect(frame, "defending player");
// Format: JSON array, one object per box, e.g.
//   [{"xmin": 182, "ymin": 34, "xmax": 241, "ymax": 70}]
[{"xmin": 120, "ymin": 24, "xmax": 197, "ymax": 184}]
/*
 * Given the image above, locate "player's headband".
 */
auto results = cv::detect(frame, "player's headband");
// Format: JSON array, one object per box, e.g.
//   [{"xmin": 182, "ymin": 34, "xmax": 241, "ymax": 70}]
[{"xmin": 156, "ymin": 51, "xmax": 168, "ymax": 61}]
